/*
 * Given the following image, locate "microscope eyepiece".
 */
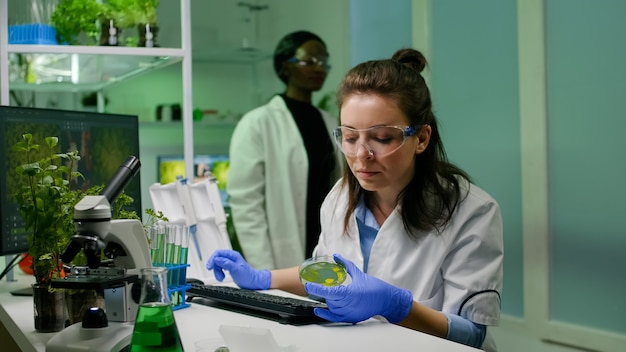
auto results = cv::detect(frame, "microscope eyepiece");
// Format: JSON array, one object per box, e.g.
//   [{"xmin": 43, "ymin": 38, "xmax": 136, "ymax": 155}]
[{"xmin": 100, "ymin": 156, "xmax": 141, "ymax": 204}]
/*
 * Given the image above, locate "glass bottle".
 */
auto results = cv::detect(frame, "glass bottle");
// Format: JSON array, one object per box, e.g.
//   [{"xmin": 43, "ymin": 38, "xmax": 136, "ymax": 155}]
[{"xmin": 130, "ymin": 267, "xmax": 184, "ymax": 351}]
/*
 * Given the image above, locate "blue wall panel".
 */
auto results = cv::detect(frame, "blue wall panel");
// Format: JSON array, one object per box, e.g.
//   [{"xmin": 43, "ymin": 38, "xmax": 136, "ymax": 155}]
[
  {"xmin": 349, "ymin": 0, "xmax": 412, "ymax": 66},
  {"xmin": 546, "ymin": 0, "xmax": 626, "ymax": 333},
  {"xmin": 430, "ymin": 0, "xmax": 523, "ymax": 317}
]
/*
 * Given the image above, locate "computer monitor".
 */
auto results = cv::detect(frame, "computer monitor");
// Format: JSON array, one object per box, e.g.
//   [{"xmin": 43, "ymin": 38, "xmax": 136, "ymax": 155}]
[
  {"xmin": 0, "ymin": 106, "xmax": 142, "ymax": 256},
  {"xmin": 157, "ymin": 154, "xmax": 230, "ymax": 207}
]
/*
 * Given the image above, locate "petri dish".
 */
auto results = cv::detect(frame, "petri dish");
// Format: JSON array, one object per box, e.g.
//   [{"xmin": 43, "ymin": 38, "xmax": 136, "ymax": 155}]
[{"xmin": 299, "ymin": 255, "xmax": 347, "ymax": 287}]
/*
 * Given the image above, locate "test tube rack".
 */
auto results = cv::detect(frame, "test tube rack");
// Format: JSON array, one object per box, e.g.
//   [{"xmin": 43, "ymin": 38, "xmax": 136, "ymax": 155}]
[{"xmin": 158, "ymin": 263, "xmax": 191, "ymax": 310}]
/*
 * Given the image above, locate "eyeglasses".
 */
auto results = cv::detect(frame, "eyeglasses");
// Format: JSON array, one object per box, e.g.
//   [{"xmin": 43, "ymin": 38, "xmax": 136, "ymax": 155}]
[
  {"xmin": 287, "ymin": 56, "xmax": 331, "ymax": 70},
  {"xmin": 332, "ymin": 125, "xmax": 420, "ymax": 157}
]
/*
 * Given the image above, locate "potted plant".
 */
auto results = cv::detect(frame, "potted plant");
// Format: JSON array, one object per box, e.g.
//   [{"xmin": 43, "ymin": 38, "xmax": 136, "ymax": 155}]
[
  {"xmin": 13, "ymin": 133, "xmax": 144, "ymax": 329},
  {"xmin": 100, "ymin": 0, "xmax": 131, "ymax": 46},
  {"xmin": 126, "ymin": 0, "xmax": 159, "ymax": 26},
  {"xmin": 13, "ymin": 133, "xmax": 87, "ymax": 331},
  {"xmin": 97, "ymin": 0, "xmax": 159, "ymax": 47},
  {"xmin": 50, "ymin": 0, "xmax": 103, "ymax": 45},
  {"xmin": 126, "ymin": 0, "xmax": 160, "ymax": 47}
]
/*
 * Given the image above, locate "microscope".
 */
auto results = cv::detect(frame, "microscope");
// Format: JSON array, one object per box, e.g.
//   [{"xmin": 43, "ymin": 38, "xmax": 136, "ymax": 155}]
[{"xmin": 47, "ymin": 156, "xmax": 151, "ymax": 352}]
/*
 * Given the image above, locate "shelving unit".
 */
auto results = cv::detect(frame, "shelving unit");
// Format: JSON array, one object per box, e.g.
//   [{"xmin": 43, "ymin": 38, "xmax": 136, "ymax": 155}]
[
  {"xmin": 0, "ymin": 0, "xmax": 196, "ymax": 182},
  {"xmin": 8, "ymin": 50, "xmax": 182, "ymax": 92}
]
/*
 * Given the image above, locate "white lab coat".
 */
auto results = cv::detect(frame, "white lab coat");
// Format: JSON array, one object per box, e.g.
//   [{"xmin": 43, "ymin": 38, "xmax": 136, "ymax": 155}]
[
  {"xmin": 227, "ymin": 95, "xmax": 342, "ymax": 270},
  {"xmin": 314, "ymin": 178, "xmax": 503, "ymax": 351}
]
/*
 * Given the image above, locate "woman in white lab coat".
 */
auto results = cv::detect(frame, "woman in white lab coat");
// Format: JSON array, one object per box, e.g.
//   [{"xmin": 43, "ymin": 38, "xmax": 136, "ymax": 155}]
[
  {"xmin": 227, "ymin": 31, "xmax": 342, "ymax": 270},
  {"xmin": 208, "ymin": 48, "xmax": 503, "ymax": 351}
]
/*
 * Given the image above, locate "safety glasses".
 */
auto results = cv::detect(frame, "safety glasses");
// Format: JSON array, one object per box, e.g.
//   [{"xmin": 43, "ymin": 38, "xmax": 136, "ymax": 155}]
[
  {"xmin": 287, "ymin": 56, "xmax": 331, "ymax": 70},
  {"xmin": 332, "ymin": 125, "xmax": 420, "ymax": 157}
]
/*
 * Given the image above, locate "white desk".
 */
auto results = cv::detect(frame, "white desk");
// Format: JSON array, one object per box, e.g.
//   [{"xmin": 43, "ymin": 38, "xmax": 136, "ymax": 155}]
[{"xmin": 0, "ymin": 270, "xmax": 479, "ymax": 352}]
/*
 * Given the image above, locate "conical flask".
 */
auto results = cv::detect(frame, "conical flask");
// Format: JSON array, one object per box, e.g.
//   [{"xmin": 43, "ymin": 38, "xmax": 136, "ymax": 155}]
[{"xmin": 130, "ymin": 267, "xmax": 184, "ymax": 351}]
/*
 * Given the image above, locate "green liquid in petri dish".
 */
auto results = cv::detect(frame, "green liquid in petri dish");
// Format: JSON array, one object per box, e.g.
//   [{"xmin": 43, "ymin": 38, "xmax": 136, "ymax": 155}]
[
  {"xmin": 130, "ymin": 303, "xmax": 183, "ymax": 352},
  {"xmin": 300, "ymin": 261, "xmax": 347, "ymax": 286}
]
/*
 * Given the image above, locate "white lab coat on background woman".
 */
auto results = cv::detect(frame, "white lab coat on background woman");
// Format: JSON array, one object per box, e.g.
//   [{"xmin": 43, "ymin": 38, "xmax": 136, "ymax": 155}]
[{"xmin": 227, "ymin": 95, "xmax": 342, "ymax": 270}]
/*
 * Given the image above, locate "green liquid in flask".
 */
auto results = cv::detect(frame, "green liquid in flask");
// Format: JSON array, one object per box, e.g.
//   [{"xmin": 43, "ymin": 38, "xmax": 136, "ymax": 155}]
[
  {"xmin": 300, "ymin": 261, "xmax": 347, "ymax": 286},
  {"xmin": 130, "ymin": 303, "xmax": 183, "ymax": 352}
]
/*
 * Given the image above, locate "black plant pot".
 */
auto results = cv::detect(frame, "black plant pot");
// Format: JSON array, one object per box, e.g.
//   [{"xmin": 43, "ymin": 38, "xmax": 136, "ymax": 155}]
[
  {"xmin": 32, "ymin": 284, "xmax": 67, "ymax": 332},
  {"xmin": 138, "ymin": 23, "xmax": 159, "ymax": 47},
  {"xmin": 100, "ymin": 19, "xmax": 121, "ymax": 46}
]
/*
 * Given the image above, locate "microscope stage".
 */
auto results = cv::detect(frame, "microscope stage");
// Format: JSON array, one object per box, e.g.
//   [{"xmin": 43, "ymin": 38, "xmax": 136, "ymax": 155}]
[{"xmin": 51, "ymin": 274, "xmax": 139, "ymax": 290}]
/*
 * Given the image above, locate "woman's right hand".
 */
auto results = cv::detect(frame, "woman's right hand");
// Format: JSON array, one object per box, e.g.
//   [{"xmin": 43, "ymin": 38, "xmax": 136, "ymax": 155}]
[{"xmin": 205, "ymin": 250, "xmax": 271, "ymax": 290}]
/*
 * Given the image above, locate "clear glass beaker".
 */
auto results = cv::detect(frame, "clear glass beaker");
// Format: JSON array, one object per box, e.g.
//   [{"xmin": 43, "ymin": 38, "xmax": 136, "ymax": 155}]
[{"xmin": 129, "ymin": 267, "xmax": 184, "ymax": 352}]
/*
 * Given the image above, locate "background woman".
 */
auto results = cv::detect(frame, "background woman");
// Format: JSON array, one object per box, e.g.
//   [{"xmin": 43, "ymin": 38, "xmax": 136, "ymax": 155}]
[{"xmin": 227, "ymin": 30, "xmax": 342, "ymax": 270}]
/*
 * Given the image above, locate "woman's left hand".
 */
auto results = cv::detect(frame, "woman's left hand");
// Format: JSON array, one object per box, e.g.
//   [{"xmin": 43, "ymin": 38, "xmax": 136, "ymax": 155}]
[
  {"xmin": 304, "ymin": 254, "xmax": 413, "ymax": 324},
  {"xmin": 205, "ymin": 250, "xmax": 271, "ymax": 290}
]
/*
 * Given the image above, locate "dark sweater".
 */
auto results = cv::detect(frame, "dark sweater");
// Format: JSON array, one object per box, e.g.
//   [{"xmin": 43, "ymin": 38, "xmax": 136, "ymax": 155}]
[{"xmin": 281, "ymin": 94, "xmax": 337, "ymax": 258}]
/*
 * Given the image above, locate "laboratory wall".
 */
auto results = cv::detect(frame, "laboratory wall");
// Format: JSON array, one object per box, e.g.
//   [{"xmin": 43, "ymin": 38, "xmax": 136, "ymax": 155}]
[
  {"xmin": 427, "ymin": 0, "xmax": 523, "ymax": 318},
  {"xmin": 349, "ymin": 0, "xmax": 413, "ymax": 65},
  {"xmin": 424, "ymin": 0, "xmax": 626, "ymax": 349},
  {"xmin": 546, "ymin": 0, "xmax": 626, "ymax": 335}
]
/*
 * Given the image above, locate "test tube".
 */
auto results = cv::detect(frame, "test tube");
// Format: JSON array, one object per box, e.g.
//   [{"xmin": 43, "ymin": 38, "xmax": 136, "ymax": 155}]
[
  {"xmin": 177, "ymin": 226, "xmax": 190, "ymax": 304},
  {"xmin": 168, "ymin": 224, "xmax": 184, "ymax": 305},
  {"xmin": 179, "ymin": 226, "xmax": 190, "ymax": 265},
  {"xmin": 165, "ymin": 224, "xmax": 180, "ymax": 266},
  {"xmin": 150, "ymin": 223, "xmax": 166, "ymax": 266},
  {"xmin": 165, "ymin": 224, "xmax": 180, "ymax": 288}
]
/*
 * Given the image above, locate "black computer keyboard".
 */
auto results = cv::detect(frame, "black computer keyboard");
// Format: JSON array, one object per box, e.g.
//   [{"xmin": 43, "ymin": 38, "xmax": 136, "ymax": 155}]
[{"xmin": 187, "ymin": 283, "xmax": 327, "ymax": 324}]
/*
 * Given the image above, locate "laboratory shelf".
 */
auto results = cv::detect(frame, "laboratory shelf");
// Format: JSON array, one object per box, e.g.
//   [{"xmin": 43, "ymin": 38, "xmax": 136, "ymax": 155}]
[
  {"xmin": 9, "ymin": 50, "xmax": 182, "ymax": 92},
  {"xmin": 7, "ymin": 44, "xmax": 186, "ymax": 57}
]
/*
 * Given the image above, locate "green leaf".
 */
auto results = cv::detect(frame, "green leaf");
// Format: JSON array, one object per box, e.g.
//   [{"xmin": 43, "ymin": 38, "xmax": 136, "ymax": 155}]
[
  {"xmin": 12, "ymin": 144, "xmax": 29, "ymax": 153},
  {"xmin": 18, "ymin": 162, "xmax": 42, "ymax": 176},
  {"xmin": 45, "ymin": 136, "xmax": 59, "ymax": 149}
]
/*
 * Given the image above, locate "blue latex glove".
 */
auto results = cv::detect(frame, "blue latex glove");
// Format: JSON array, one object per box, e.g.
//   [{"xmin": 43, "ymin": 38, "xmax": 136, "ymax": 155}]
[
  {"xmin": 205, "ymin": 250, "xmax": 271, "ymax": 290},
  {"xmin": 305, "ymin": 254, "xmax": 413, "ymax": 324}
]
